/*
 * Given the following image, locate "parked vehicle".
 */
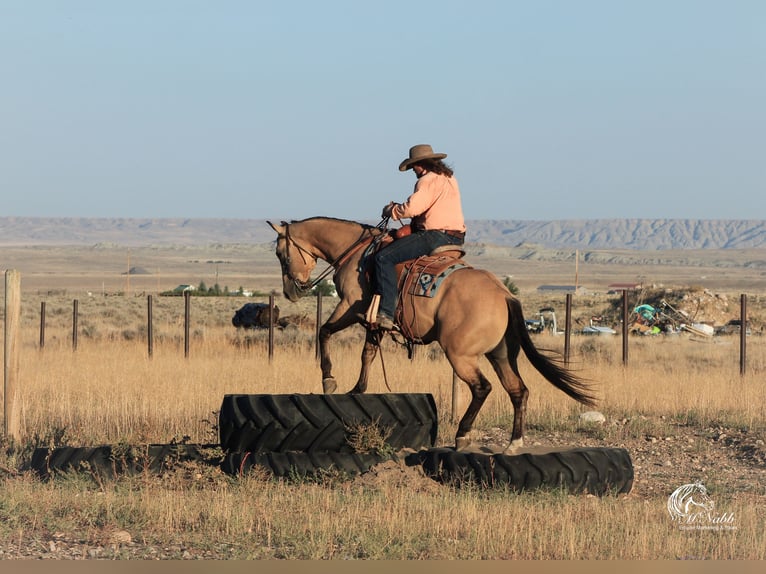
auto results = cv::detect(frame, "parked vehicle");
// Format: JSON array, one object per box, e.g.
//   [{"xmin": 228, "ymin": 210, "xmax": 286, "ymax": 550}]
[
  {"xmin": 525, "ymin": 307, "xmax": 563, "ymax": 335},
  {"xmin": 582, "ymin": 317, "xmax": 617, "ymax": 336},
  {"xmin": 715, "ymin": 319, "xmax": 751, "ymax": 336}
]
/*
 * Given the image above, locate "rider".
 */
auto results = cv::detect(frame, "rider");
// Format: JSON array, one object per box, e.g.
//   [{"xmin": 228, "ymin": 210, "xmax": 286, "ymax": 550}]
[{"xmin": 373, "ymin": 144, "xmax": 466, "ymax": 330}]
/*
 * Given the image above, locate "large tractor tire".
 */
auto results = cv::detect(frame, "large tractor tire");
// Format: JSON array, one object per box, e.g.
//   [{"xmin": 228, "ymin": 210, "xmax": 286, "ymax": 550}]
[
  {"xmin": 404, "ymin": 447, "xmax": 634, "ymax": 496},
  {"xmin": 30, "ymin": 443, "xmax": 221, "ymax": 479},
  {"xmin": 221, "ymin": 450, "xmax": 398, "ymax": 478},
  {"xmin": 218, "ymin": 393, "xmax": 438, "ymax": 454}
]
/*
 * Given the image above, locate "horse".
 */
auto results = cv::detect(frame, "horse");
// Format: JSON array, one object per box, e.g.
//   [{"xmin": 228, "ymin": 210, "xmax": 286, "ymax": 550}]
[{"xmin": 267, "ymin": 217, "xmax": 596, "ymax": 452}]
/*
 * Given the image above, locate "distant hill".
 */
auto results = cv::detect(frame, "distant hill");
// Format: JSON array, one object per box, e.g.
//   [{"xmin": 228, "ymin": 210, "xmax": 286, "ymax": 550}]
[{"xmin": 0, "ymin": 217, "xmax": 765, "ymax": 250}]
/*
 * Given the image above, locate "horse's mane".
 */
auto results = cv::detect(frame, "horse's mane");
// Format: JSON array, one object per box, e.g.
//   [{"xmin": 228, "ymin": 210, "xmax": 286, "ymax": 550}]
[{"xmin": 291, "ymin": 216, "xmax": 375, "ymax": 231}]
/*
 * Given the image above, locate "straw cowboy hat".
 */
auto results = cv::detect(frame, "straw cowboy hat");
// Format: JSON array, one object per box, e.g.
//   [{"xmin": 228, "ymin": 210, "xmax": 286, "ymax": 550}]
[{"xmin": 398, "ymin": 144, "xmax": 447, "ymax": 171}]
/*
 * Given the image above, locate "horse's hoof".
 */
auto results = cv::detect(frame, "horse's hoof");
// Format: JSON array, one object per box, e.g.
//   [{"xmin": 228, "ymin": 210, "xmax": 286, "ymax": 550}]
[
  {"xmin": 322, "ymin": 378, "xmax": 337, "ymax": 394},
  {"xmin": 503, "ymin": 438, "xmax": 524, "ymax": 454},
  {"xmin": 455, "ymin": 436, "xmax": 471, "ymax": 451}
]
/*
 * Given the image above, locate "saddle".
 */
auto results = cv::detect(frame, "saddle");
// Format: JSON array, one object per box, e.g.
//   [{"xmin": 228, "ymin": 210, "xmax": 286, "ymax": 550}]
[{"xmin": 363, "ymin": 236, "xmax": 471, "ymax": 342}]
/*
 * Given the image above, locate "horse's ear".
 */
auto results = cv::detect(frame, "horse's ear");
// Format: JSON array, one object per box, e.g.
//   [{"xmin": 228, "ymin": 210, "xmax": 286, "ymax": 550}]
[{"xmin": 267, "ymin": 220, "xmax": 285, "ymax": 235}]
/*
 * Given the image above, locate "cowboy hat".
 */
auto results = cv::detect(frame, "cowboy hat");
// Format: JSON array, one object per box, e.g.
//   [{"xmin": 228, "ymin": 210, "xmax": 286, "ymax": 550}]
[{"xmin": 398, "ymin": 144, "xmax": 447, "ymax": 171}]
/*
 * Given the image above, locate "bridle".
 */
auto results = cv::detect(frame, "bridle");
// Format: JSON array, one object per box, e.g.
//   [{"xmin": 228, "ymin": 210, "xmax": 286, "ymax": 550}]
[{"xmin": 278, "ymin": 219, "xmax": 389, "ymax": 296}]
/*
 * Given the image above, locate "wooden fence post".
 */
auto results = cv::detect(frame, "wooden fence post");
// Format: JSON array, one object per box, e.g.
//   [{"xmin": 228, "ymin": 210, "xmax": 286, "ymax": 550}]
[{"xmin": 4, "ymin": 270, "xmax": 21, "ymax": 440}]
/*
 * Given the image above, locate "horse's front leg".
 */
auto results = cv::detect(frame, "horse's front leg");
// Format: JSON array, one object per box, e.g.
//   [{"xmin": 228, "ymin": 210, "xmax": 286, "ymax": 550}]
[
  {"xmin": 349, "ymin": 329, "xmax": 381, "ymax": 394},
  {"xmin": 318, "ymin": 322, "xmax": 338, "ymax": 393},
  {"xmin": 318, "ymin": 303, "xmax": 358, "ymax": 394}
]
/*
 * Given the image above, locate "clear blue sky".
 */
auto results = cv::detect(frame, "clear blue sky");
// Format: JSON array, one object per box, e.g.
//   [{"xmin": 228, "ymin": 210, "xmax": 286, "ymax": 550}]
[{"xmin": 2, "ymin": 1, "xmax": 764, "ymax": 221}]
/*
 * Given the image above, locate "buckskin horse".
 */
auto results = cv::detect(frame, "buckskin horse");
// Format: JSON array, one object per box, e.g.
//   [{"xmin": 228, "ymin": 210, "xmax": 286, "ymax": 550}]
[{"xmin": 267, "ymin": 217, "xmax": 596, "ymax": 452}]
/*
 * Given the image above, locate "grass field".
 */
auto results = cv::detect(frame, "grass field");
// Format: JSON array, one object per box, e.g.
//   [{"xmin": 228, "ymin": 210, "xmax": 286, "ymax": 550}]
[
  {"xmin": 1, "ymin": 245, "xmax": 765, "ymax": 559},
  {"xmin": 2, "ymin": 293, "xmax": 765, "ymax": 559}
]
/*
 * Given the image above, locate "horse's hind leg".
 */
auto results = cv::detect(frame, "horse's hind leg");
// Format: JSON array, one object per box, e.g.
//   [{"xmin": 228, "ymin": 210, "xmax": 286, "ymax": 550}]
[
  {"xmin": 487, "ymin": 337, "xmax": 528, "ymax": 452},
  {"xmin": 448, "ymin": 353, "xmax": 493, "ymax": 451}
]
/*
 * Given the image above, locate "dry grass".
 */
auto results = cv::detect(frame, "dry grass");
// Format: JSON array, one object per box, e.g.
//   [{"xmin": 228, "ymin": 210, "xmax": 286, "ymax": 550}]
[{"xmin": 1, "ymin": 291, "xmax": 765, "ymax": 559}]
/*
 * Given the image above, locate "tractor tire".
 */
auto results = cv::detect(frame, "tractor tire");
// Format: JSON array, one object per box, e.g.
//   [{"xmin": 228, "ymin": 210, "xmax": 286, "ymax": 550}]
[
  {"xmin": 30, "ymin": 443, "xmax": 221, "ymax": 479},
  {"xmin": 218, "ymin": 393, "xmax": 438, "ymax": 454},
  {"xmin": 221, "ymin": 450, "xmax": 398, "ymax": 478},
  {"xmin": 404, "ymin": 447, "xmax": 634, "ymax": 496}
]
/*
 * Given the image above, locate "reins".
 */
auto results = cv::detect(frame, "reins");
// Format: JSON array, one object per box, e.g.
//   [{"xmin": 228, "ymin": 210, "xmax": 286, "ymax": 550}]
[
  {"xmin": 283, "ymin": 218, "xmax": 389, "ymax": 296},
  {"xmin": 281, "ymin": 218, "xmax": 398, "ymax": 391},
  {"xmin": 375, "ymin": 331, "xmax": 393, "ymax": 392}
]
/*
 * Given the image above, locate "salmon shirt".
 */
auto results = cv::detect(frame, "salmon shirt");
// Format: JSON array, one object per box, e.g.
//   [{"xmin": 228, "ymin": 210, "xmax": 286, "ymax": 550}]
[{"xmin": 390, "ymin": 172, "xmax": 466, "ymax": 232}]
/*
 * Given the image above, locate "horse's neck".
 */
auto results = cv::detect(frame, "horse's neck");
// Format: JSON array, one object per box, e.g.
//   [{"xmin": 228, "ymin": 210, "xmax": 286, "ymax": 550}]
[{"xmin": 300, "ymin": 220, "xmax": 369, "ymax": 262}]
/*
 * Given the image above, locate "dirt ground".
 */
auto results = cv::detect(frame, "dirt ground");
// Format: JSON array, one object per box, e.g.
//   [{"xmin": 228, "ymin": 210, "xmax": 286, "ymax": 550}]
[{"xmin": 351, "ymin": 416, "xmax": 766, "ymax": 500}]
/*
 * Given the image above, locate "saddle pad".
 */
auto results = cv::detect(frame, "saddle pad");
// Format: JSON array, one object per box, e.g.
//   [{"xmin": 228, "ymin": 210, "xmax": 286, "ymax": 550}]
[{"xmin": 400, "ymin": 254, "xmax": 470, "ymax": 298}]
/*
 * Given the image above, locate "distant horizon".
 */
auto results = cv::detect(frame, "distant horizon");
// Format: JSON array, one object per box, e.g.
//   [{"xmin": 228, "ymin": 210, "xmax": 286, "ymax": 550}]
[{"xmin": 1, "ymin": 216, "xmax": 764, "ymax": 251}]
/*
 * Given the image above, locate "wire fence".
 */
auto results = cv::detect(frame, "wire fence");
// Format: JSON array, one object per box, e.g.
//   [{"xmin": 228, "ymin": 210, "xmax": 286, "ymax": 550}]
[{"xmin": 4, "ymin": 268, "xmax": 761, "ymax": 438}]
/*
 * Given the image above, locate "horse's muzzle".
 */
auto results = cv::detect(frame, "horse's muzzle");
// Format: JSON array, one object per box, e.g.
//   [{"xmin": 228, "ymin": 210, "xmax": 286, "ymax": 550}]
[{"xmin": 282, "ymin": 277, "xmax": 307, "ymax": 302}]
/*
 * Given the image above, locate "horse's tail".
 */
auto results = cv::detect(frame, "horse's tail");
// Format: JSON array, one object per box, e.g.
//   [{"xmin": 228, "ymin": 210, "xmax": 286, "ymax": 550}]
[{"xmin": 506, "ymin": 296, "xmax": 597, "ymax": 408}]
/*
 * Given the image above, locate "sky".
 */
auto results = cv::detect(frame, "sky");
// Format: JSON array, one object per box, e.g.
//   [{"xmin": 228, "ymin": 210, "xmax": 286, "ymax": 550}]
[{"xmin": 1, "ymin": 1, "xmax": 764, "ymax": 221}]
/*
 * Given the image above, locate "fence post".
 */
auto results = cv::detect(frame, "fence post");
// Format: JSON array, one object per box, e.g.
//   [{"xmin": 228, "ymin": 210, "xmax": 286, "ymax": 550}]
[
  {"xmin": 452, "ymin": 371, "xmax": 460, "ymax": 423},
  {"xmin": 564, "ymin": 293, "xmax": 572, "ymax": 364},
  {"xmin": 268, "ymin": 291, "xmax": 275, "ymax": 363},
  {"xmin": 184, "ymin": 290, "xmax": 190, "ymax": 358},
  {"xmin": 621, "ymin": 290, "xmax": 629, "ymax": 366},
  {"xmin": 4, "ymin": 270, "xmax": 21, "ymax": 440},
  {"xmin": 740, "ymin": 294, "xmax": 747, "ymax": 376},
  {"xmin": 315, "ymin": 291, "xmax": 322, "ymax": 361},
  {"xmin": 39, "ymin": 301, "xmax": 46, "ymax": 349},
  {"xmin": 147, "ymin": 294, "xmax": 154, "ymax": 358},
  {"xmin": 72, "ymin": 299, "xmax": 79, "ymax": 351}
]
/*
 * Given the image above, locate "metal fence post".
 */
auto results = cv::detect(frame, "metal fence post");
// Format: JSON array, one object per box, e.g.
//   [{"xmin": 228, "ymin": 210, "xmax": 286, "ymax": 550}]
[
  {"xmin": 39, "ymin": 301, "xmax": 46, "ymax": 350},
  {"xmin": 621, "ymin": 290, "xmax": 629, "ymax": 366},
  {"xmin": 315, "ymin": 291, "xmax": 322, "ymax": 361},
  {"xmin": 740, "ymin": 294, "xmax": 747, "ymax": 376},
  {"xmin": 184, "ymin": 290, "xmax": 191, "ymax": 358},
  {"xmin": 269, "ymin": 291, "xmax": 275, "ymax": 363},
  {"xmin": 72, "ymin": 299, "xmax": 79, "ymax": 351},
  {"xmin": 564, "ymin": 293, "xmax": 572, "ymax": 364},
  {"xmin": 147, "ymin": 294, "xmax": 154, "ymax": 358}
]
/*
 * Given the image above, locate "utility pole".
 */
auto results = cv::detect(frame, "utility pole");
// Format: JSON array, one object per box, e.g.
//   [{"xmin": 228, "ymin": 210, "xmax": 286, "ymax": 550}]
[{"xmin": 574, "ymin": 249, "xmax": 579, "ymax": 292}]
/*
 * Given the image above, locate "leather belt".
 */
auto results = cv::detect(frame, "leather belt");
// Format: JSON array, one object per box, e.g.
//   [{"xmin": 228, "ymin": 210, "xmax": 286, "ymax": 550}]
[
  {"xmin": 413, "ymin": 226, "xmax": 466, "ymax": 240},
  {"xmin": 440, "ymin": 229, "xmax": 465, "ymax": 240}
]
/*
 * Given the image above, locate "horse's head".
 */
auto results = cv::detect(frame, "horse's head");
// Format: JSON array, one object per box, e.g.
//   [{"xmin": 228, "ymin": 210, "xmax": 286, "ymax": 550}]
[{"xmin": 268, "ymin": 220, "xmax": 318, "ymax": 302}]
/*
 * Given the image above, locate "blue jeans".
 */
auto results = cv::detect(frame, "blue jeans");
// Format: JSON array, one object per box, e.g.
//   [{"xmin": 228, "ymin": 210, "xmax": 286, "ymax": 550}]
[{"xmin": 374, "ymin": 229, "xmax": 464, "ymax": 318}]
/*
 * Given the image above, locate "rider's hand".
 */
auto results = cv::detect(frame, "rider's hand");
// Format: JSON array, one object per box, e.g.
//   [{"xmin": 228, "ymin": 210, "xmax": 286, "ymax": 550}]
[{"xmin": 381, "ymin": 202, "xmax": 395, "ymax": 218}]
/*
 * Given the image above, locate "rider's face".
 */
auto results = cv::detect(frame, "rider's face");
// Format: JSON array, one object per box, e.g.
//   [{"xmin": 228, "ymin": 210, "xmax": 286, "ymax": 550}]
[{"xmin": 412, "ymin": 165, "xmax": 426, "ymax": 178}]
